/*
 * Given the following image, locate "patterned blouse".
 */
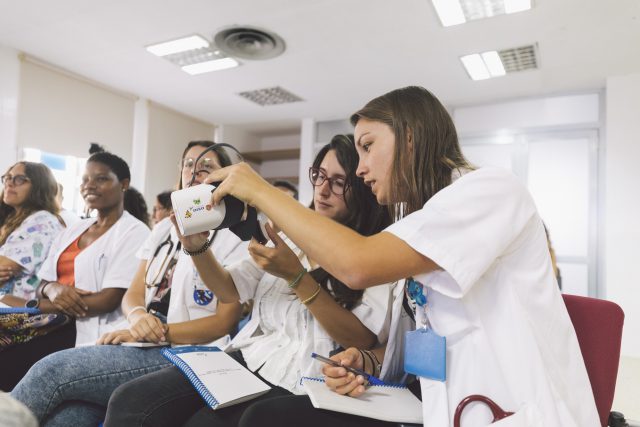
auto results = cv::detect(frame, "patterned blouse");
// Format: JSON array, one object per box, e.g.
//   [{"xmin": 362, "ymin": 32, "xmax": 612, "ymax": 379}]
[{"xmin": 0, "ymin": 210, "xmax": 64, "ymax": 300}]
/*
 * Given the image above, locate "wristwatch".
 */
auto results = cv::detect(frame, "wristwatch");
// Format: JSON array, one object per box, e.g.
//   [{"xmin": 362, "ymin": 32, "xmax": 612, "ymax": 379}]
[{"xmin": 25, "ymin": 298, "xmax": 40, "ymax": 309}]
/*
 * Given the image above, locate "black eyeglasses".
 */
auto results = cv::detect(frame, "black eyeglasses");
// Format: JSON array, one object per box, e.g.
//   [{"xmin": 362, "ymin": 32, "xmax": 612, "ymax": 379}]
[
  {"xmin": 308, "ymin": 168, "xmax": 348, "ymax": 196},
  {"xmin": 1, "ymin": 174, "xmax": 30, "ymax": 186},
  {"xmin": 181, "ymin": 157, "xmax": 219, "ymax": 175}
]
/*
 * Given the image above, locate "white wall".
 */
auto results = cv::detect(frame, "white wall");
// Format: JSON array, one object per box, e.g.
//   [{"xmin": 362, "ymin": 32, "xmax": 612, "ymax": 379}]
[
  {"xmin": 216, "ymin": 124, "xmax": 260, "ymax": 152},
  {"xmin": 144, "ymin": 102, "xmax": 215, "ymax": 205},
  {"xmin": 0, "ymin": 45, "xmax": 20, "ymax": 173},
  {"xmin": 605, "ymin": 72, "xmax": 640, "ymax": 358},
  {"xmin": 17, "ymin": 58, "xmax": 136, "ymax": 161}
]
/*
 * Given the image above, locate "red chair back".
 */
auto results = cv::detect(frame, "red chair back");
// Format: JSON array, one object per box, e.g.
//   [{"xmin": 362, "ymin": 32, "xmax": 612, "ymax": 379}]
[
  {"xmin": 454, "ymin": 294, "xmax": 624, "ymax": 427},
  {"xmin": 562, "ymin": 294, "xmax": 624, "ymax": 427}
]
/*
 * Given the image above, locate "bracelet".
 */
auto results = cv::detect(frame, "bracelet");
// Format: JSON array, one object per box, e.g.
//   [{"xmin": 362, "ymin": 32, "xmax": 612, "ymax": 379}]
[
  {"xmin": 363, "ymin": 349, "xmax": 382, "ymax": 377},
  {"xmin": 301, "ymin": 283, "xmax": 322, "ymax": 305},
  {"xmin": 39, "ymin": 281, "xmax": 52, "ymax": 299},
  {"xmin": 288, "ymin": 268, "xmax": 307, "ymax": 289},
  {"xmin": 182, "ymin": 238, "xmax": 212, "ymax": 256},
  {"xmin": 126, "ymin": 306, "xmax": 147, "ymax": 323}
]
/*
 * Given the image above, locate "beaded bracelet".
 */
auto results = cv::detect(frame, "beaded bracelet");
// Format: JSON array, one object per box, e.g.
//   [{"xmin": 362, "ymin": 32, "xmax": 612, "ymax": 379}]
[
  {"xmin": 301, "ymin": 283, "xmax": 322, "ymax": 305},
  {"xmin": 288, "ymin": 268, "xmax": 307, "ymax": 289},
  {"xmin": 182, "ymin": 238, "xmax": 212, "ymax": 256}
]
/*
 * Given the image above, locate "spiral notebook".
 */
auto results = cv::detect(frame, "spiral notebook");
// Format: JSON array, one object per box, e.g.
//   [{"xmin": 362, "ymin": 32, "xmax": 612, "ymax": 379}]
[
  {"xmin": 301, "ymin": 377, "xmax": 423, "ymax": 424},
  {"xmin": 161, "ymin": 346, "xmax": 270, "ymax": 410}
]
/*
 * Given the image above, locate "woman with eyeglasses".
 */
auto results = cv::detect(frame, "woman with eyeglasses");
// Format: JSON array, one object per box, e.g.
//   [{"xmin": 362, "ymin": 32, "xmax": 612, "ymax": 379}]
[
  {"xmin": 1, "ymin": 152, "xmax": 151, "ymax": 392},
  {"xmin": 203, "ymin": 86, "xmax": 598, "ymax": 427},
  {"xmin": 100, "ymin": 135, "xmax": 393, "ymax": 427},
  {"xmin": 0, "ymin": 162, "xmax": 64, "ymax": 304},
  {"xmin": 11, "ymin": 141, "xmax": 248, "ymax": 427}
]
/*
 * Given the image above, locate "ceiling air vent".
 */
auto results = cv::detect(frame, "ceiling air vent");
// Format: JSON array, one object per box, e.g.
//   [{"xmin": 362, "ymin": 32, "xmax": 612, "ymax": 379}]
[
  {"xmin": 238, "ymin": 86, "xmax": 303, "ymax": 106},
  {"xmin": 214, "ymin": 26, "xmax": 285, "ymax": 60},
  {"xmin": 498, "ymin": 44, "xmax": 538, "ymax": 72}
]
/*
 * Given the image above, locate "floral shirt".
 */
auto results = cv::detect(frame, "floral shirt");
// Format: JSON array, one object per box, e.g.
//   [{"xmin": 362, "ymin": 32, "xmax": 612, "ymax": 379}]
[{"xmin": 0, "ymin": 210, "xmax": 64, "ymax": 300}]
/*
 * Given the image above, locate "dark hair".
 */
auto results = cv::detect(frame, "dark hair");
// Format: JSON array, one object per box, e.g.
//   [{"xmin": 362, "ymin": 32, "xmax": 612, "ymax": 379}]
[
  {"xmin": 0, "ymin": 162, "xmax": 61, "ymax": 245},
  {"xmin": 87, "ymin": 151, "xmax": 131, "ymax": 182},
  {"xmin": 309, "ymin": 135, "xmax": 391, "ymax": 309},
  {"xmin": 124, "ymin": 186, "xmax": 150, "ymax": 228},
  {"xmin": 89, "ymin": 143, "xmax": 105, "ymax": 155},
  {"xmin": 272, "ymin": 180, "xmax": 298, "ymax": 200},
  {"xmin": 156, "ymin": 190, "xmax": 172, "ymax": 210},
  {"xmin": 177, "ymin": 141, "xmax": 233, "ymax": 190},
  {"xmin": 351, "ymin": 86, "xmax": 473, "ymax": 218}
]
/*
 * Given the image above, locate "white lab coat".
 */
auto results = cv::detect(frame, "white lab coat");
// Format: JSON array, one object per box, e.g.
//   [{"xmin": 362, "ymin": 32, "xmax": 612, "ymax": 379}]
[
  {"xmin": 384, "ymin": 167, "xmax": 599, "ymax": 427},
  {"xmin": 227, "ymin": 234, "xmax": 393, "ymax": 394},
  {"xmin": 38, "ymin": 211, "xmax": 150, "ymax": 345},
  {"xmin": 137, "ymin": 217, "xmax": 249, "ymax": 323}
]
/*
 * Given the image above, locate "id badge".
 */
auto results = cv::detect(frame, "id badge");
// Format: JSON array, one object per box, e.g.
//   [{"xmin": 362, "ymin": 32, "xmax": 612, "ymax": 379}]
[{"xmin": 404, "ymin": 327, "xmax": 447, "ymax": 382}]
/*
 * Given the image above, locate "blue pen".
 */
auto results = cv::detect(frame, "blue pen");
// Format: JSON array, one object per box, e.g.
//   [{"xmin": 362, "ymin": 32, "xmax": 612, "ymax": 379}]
[{"xmin": 311, "ymin": 352, "xmax": 385, "ymax": 386}]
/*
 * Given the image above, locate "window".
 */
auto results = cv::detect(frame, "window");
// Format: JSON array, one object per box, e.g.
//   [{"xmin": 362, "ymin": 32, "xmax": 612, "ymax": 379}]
[
  {"xmin": 23, "ymin": 148, "xmax": 87, "ymax": 216},
  {"xmin": 461, "ymin": 130, "xmax": 599, "ymax": 296}
]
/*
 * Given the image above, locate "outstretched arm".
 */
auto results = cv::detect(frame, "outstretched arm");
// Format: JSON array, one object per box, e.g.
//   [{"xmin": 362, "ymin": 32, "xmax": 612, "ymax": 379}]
[{"xmin": 205, "ymin": 163, "xmax": 437, "ymax": 289}]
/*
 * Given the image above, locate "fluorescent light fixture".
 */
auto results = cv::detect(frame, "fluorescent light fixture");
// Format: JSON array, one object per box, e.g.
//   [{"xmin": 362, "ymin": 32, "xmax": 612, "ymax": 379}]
[
  {"xmin": 460, "ymin": 54, "xmax": 490, "ymax": 80},
  {"xmin": 504, "ymin": 0, "xmax": 531, "ymax": 13},
  {"xmin": 146, "ymin": 35, "xmax": 209, "ymax": 56},
  {"xmin": 432, "ymin": 0, "xmax": 532, "ymax": 27},
  {"xmin": 182, "ymin": 57, "xmax": 240, "ymax": 75},
  {"xmin": 432, "ymin": 0, "xmax": 466, "ymax": 26},
  {"xmin": 481, "ymin": 51, "xmax": 506, "ymax": 76}
]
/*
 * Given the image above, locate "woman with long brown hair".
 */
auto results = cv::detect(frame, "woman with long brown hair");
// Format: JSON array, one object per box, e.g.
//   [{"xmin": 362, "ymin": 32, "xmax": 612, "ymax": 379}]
[
  {"xmin": 200, "ymin": 86, "xmax": 598, "ymax": 426},
  {"xmin": 0, "ymin": 162, "xmax": 64, "ymax": 303}
]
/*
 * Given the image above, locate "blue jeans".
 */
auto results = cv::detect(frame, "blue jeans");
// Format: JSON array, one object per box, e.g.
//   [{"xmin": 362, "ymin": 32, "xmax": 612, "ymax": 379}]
[{"xmin": 11, "ymin": 345, "xmax": 171, "ymax": 427}]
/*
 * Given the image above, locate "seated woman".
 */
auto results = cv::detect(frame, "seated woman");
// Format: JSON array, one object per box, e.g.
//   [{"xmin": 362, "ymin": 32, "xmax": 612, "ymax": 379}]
[
  {"xmin": 11, "ymin": 141, "xmax": 248, "ymax": 427},
  {"xmin": 208, "ymin": 86, "xmax": 599, "ymax": 427},
  {"xmin": 152, "ymin": 190, "xmax": 172, "ymax": 226},
  {"xmin": 0, "ymin": 151, "xmax": 150, "ymax": 391},
  {"xmin": 102, "ymin": 135, "xmax": 393, "ymax": 427},
  {"xmin": 0, "ymin": 162, "xmax": 64, "ymax": 303}
]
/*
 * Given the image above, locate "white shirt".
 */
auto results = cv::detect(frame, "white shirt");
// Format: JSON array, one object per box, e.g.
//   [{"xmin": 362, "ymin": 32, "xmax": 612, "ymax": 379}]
[
  {"xmin": 38, "ymin": 211, "xmax": 150, "ymax": 345},
  {"xmin": 136, "ymin": 217, "xmax": 248, "ymax": 323},
  {"xmin": 59, "ymin": 209, "xmax": 81, "ymax": 227},
  {"xmin": 227, "ymin": 234, "xmax": 393, "ymax": 394},
  {"xmin": 385, "ymin": 167, "xmax": 599, "ymax": 427}
]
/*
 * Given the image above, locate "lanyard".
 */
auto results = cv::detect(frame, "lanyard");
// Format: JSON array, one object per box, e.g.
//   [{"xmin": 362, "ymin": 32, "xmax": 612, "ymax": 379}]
[{"xmin": 405, "ymin": 277, "xmax": 430, "ymax": 329}]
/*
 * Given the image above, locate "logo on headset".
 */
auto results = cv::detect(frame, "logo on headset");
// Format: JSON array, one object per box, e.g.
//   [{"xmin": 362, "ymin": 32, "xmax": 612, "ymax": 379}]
[
  {"xmin": 184, "ymin": 209, "xmax": 192, "ymax": 219},
  {"xmin": 193, "ymin": 198, "xmax": 201, "ymax": 205}
]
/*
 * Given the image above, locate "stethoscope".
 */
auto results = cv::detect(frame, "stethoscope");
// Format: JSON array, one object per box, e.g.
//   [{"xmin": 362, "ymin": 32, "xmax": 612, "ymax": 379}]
[
  {"xmin": 191, "ymin": 230, "xmax": 218, "ymax": 306},
  {"xmin": 144, "ymin": 234, "xmax": 181, "ymax": 288}
]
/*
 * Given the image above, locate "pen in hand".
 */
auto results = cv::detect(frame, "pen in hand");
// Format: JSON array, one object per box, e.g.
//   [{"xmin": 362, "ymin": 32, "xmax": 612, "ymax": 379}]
[{"xmin": 311, "ymin": 352, "xmax": 385, "ymax": 386}]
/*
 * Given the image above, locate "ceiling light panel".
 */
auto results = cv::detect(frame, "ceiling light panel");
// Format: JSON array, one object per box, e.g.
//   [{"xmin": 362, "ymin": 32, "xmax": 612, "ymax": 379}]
[
  {"xmin": 432, "ymin": 0, "xmax": 532, "ymax": 26},
  {"xmin": 460, "ymin": 44, "xmax": 537, "ymax": 80},
  {"xmin": 146, "ymin": 35, "xmax": 209, "ymax": 56},
  {"xmin": 182, "ymin": 57, "xmax": 240, "ymax": 75}
]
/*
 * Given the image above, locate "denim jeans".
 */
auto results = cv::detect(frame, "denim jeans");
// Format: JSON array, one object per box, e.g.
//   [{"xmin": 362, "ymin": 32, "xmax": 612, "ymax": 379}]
[{"xmin": 11, "ymin": 345, "xmax": 171, "ymax": 427}]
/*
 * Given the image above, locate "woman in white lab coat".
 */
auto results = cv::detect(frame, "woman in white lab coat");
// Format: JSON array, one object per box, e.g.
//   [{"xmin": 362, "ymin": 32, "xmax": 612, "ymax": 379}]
[
  {"xmin": 0, "ymin": 151, "xmax": 149, "ymax": 391},
  {"xmin": 204, "ymin": 86, "xmax": 600, "ymax": 427},
  {"xmin": 11, "ymin": 141, "xmax": 247, "ymax": 427}
]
